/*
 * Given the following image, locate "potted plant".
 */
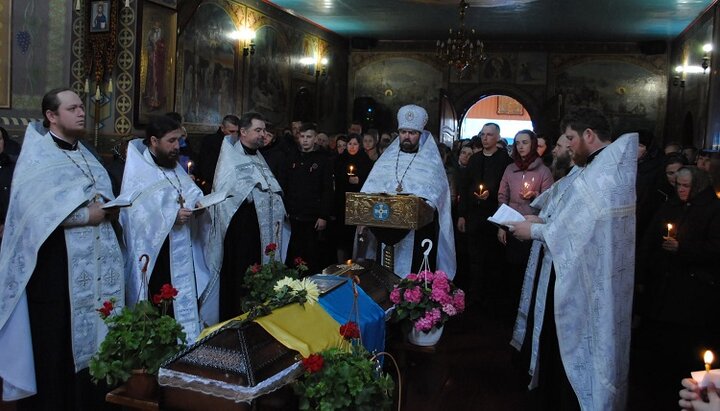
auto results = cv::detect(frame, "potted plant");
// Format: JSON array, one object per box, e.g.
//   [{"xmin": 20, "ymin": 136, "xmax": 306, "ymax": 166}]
[
  {"xmin": 89, "ymin": 283, "xmax": 187, "ymax": 398},
  {"xmin": 241, "ymin": 243, "xmax": 308, "ymax": 311},
  {"xmin": 389, "ymin": 269, "xmax": 465, "ymax": 346},
  {"xmin": 293, "ymin": 321, "xmax": 395, "ymax": 411}
]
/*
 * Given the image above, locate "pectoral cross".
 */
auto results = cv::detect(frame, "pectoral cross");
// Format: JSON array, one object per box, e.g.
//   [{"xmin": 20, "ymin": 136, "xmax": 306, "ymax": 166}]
[
  {"xmin": 177, "ymin": 194, "xmax": 185, "ymax": 208},
  {"xmin": 396, "ymin": 183, "xmax": 403, "ymax": 192}
]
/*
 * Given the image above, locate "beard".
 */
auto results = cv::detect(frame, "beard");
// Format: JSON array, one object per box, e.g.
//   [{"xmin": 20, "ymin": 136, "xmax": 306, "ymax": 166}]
[
  {"xmin": 400, "ymin": 139, "xmax": 419, "ymax": 153},
  {"xmin": 571, "ymin": 139, "xmax": 590, "ymax": 166},
  {"xmin": 155, "ymin": 149, "xmax": 178, "ymax": 168},
  {"xmin": 552, "ymin": 151, "xmax": 571, "ymax": 171}
]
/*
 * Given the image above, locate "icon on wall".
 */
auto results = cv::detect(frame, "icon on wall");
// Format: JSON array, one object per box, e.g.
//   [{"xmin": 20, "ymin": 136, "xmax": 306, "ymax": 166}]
[{"xmin": 90, "ymin": 1, "xmax": 110, "ymax": 33}]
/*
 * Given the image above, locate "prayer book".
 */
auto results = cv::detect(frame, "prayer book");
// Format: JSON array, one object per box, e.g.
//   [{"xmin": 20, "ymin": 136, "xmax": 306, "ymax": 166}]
[
  {"xmin": 191, "ymin": 191, "xmax": 231, "ymax": 211},
  {"xmin": 487, "ymin": 203, "xmax": 525, "ymax": 230},
  {"xmin": 102, "ymin": 190, "xmax": 141, "ymax": 209}
]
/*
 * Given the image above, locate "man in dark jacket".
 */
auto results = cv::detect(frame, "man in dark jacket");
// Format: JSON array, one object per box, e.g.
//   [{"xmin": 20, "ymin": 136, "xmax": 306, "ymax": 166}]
[
  {"xmin": 281, "ymin": 122, "xmax": 334, "ymax": 274},
  {"xmin": 456, "ymin": 123, "xmax": 512, "ymax": 304},
  {"xmin": 195, "ymin": 114, "xmax": 240, "ymax": 194}
]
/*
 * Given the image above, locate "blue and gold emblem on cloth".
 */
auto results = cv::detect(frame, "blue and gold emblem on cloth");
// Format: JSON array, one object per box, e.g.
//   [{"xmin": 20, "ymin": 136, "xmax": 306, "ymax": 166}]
[{"xmin": 372, "ymin": 202, "xmax": 391, "ymax": 221}]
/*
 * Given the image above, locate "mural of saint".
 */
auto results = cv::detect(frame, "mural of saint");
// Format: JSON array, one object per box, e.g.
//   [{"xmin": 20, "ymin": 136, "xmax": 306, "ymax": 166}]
[{"xmin": 144, "ymin": 20, "xmax": 166, "ymax": 110}]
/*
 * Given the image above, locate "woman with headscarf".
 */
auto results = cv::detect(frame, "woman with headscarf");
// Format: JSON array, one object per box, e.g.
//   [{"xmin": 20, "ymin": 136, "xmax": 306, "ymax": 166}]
[
  {"xmin": 333, "ymin": 133, "xmax": 373, "ymax": 262},
  {"xmin": 496, "ymin": 130, "xmax": 553, "ymax": 305},
  {"xmin": 640, "ymin": 166, "xmax": 720, "ymax": 406}
]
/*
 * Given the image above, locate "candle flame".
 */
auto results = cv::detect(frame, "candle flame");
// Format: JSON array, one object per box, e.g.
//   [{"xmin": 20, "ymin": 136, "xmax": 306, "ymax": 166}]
[
  {"xmin": 479, "ymin": 184, "xmax": 484, "ymax": 192},
  {"xmin": 346, "ymin": 259, "xmax": 352, "ymax": 265},
  {"xmin": 705, "ymin": 350, "xmax": 714, "ymax": 365},
  {"xmin": 667, "ymin": 223, "xmax": 673, "ymax": 231}
]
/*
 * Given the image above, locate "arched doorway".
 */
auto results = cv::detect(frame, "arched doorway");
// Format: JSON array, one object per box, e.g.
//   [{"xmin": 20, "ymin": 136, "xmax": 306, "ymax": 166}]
[{"xmin": 460, "ymin": 95, "xmax": 534, "ymax": 143}]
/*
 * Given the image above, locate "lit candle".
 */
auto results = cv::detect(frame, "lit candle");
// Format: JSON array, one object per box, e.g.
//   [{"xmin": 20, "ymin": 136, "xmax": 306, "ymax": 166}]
[
  {"xmin": 346, "ymin": 259, "xmax": 352, "ymax": 266},
  {"xmin": 478, "ymin": 184, "xmax": 484, "ymax": 193},
  {"xmin": 666, "ymin": 223, "xmax": 673, "ymax": 238},
  {"xmin": 705, "ymin": 350, "xmax": 714, "ymax": 374},
  {"xmin": 347, "ymin": 165, "xmax": 355, "ymax": 176},
  {"xmin": 187, "ymin": 161, "xmax": 193, "ymax": 174}
]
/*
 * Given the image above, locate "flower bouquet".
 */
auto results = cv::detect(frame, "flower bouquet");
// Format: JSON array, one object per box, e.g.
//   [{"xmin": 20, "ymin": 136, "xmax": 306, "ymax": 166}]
[
  {"xmin": 89, "ymin": 284, "xmax": 187, "ymax": 389},
  {"xmin": 390, "ymin": 270, "xmax": 465, "ymax": 345},
  {"xmin": 241, "ymin": 243, "xmax": 308, "ymax": 311},
  {"xmin": 293, "ymin": 321, "xmax": 395, "ymax": 411}
]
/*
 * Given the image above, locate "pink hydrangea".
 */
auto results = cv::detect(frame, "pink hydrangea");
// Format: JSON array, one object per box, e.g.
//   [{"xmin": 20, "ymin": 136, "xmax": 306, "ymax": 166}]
[
  {"xmin": 414, "ymin": 316, "xmax": 434, "ymax": 332},
  {"xmin": 403, "ymin": 286, "xmax": 423, "ymax": 304},
  {"xmin": 453, "ymin": 290, "xmax": 466, "ymax": 313},
  {"xmin": 406, "ymin": 273, "xmax": 418, "ymax": 281},
  {"xmin": 390, "ymin": 288, "xmax": 401, "ymax": 304},
  {"xmin": 442, "ymin": 303, "xmax": 457, "ymax": 316},
  {"xmin": 418, "ymin": 270, "xmax": 434, "ymax": 282},
  {"xmin": 430, "ymin": 286, "xmax": 452, "ymax": 305}
]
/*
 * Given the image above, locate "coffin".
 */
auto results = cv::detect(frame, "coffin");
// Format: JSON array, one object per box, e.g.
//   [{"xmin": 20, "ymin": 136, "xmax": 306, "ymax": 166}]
[{"xmin": 158, "ymin": 321, "xmax": 301, "ymax": 410}]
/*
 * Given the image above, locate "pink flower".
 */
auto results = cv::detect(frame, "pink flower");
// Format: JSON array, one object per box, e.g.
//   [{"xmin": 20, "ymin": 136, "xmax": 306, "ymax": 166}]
[
  {"xmin": 430, "ymin": 288, "xmax": 450, "ymax": 305},
  {"xmin": 403, "ymin": 286, "xmax": 423, "ymax": 304},
  {"xmin": 406, "ymin": 273, "xmax": 418, "ymax": 281},
  {"xmin": 418, "ymin": 270, "xmax": 434, "ymax": 282},
  {"xmin": 442, "ymin": 303, "xmax": 457, "ymax": 316},
  {"xmin": 250, "ymin": 263, "xmax": 261, "ymax": 274},
  {"xmin": 390, "ymin": 288, "xmax": 401, "ymax": 304},
  {"xmin": 453, "ymin": 290, "xmax": 466, "ymax": 313}
]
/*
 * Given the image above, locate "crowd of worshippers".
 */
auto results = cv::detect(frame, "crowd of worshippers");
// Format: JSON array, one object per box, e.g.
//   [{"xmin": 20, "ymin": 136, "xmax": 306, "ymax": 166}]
[{"xmin": 0, "ymin": 87, "xmax": 719, "ymax": 410}]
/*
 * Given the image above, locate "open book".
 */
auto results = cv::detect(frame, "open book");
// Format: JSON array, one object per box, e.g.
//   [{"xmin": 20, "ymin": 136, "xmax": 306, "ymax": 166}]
[
  {"xmin": 191, "ymin": 191, "xmax": 231, "ymax": 211},
  {"xmin": 102, "ymin": 190, "xmax": 141, "ymax": 209},
  {"xmin": 487, "ymin": 203, "xmax": 525, "ymax": 230}
]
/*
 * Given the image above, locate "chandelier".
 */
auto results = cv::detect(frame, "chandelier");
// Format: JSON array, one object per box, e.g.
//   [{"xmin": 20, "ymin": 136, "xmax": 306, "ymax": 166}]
[{"xmin": 436, "ymin": 0, "xmax": 486, "ymax": 75}]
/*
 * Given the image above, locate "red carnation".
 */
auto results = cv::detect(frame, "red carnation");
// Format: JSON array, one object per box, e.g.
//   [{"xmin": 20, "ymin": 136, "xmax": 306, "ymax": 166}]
[
  {"xmin": 339, "ymin": 321, "xmax": 360, "ymax": 340},
  {"xmin": 264, "ymin": 243, "xmax": 278, "ymax": 255},
  {"xmin": 152, "ymin": 294, "xmax": 163, "ymax": 305},
  {"xmin": 302, "ymin": 353, "xmax": 324, "ymax": 373},
  {"xmin": 250, "ymin": 263, "xmax": 261, "ymax": 274},
  {"xmin": 96, "ymin": 300, "xmax": 114, "ymax": 318},
  {"xmin": 294, "ymin": 257, "xmax": 306, "ymax": 267},
  {"xmin": 160, "ymin": 283, "xmax": 178, "ymax": 300}
]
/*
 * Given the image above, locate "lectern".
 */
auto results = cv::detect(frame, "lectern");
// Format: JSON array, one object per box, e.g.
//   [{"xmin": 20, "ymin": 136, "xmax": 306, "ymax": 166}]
[{"xmin": 345, "ymin": 192, "xmax": 434, "ymax": 271}]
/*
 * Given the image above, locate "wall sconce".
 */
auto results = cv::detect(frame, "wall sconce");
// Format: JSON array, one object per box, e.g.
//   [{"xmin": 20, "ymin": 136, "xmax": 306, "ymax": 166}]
[
  {"xmin": 228, "ymin": 28, "xmax": 256, "ymax": 56},
  {"xmin": 674, "ymin": 65, "xmax": 685, "ymax": 87},
  {"xmin": 702, "ymin": 43, "xmax": 712, "ymax": 73},
  {"xmin": 300, "ymin": 56, "xmax": 329, "ymax": 78}
]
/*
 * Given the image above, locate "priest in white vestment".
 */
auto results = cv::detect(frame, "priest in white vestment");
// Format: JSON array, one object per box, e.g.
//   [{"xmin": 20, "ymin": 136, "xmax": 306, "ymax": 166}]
[
  {"xmin": 120, "ymin": 115, "xmax": 213, "ymax": 341},
  {"xmin": 0, "ymin": 88, "xmax": 124, "ymax": 408},
  {"xmin": 356, "ymin": 104, "xmax": 456, "ymax": 278},
  {"xmin": 204, "ymin": 111, "xmax": 289, "ymax": 321},
  {"xmin": 509, "ymin": 108, "xmax": 636, "ymax": 411}
]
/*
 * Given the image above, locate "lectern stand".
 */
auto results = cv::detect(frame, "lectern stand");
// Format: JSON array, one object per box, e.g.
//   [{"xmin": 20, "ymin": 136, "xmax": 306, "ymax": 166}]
[{"xmin": 345, "ymin": 192, "xmax": 434, "ymax": 271}]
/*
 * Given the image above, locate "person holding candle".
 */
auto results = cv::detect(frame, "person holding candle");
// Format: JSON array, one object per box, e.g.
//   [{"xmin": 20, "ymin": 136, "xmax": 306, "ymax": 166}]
[
  {"xmin": 638, "ymin": 166, "xmax": 720, "ymax": 405},
  {"xmin": 457, "ymin": 122, "xmax": 512, "ymax": 304},
  {"xmin": 333, "ymin": 133, "xmax": 372, "ymax": 262},
  {"xmin": 496, "ymin": 129, "xmax": 553, "ymax": 310},
  {"xmin": 679, "ymin": 377, "xmax": 720, "ymax": 410}
]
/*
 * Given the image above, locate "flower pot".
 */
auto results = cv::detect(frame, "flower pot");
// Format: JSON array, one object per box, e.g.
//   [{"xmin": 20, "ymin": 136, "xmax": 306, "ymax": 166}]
[
  {"xmin": 125, "ymin": 369, "xmax": 158, "ymax": 400},
  {"xmin": 407, "ymin": 325, "xmax": 444, "ymax": 346}
]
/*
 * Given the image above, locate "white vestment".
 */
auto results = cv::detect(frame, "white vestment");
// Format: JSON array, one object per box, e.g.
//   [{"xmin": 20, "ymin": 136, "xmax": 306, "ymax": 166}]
[
  {"xmin": 357, "ymin": 131, "xmax": 456, "ymax": 278},
  {"xmin": 521, "ymin": 133, "xmax": 637, "ymax": 410},
  {"xmin": 511, "ymin": 165, "xmax": 581, "ymax": 351},
  {"xmin": 121, "ymin": 139, "xmax": 213, "ymax": 341},
  {"xmin": 0, "ymin": 122, "xmax": 124, "ymax": 400},
  {"xmin": 203, "ymin": 137, "xmax": 289, "ymax": 303}
]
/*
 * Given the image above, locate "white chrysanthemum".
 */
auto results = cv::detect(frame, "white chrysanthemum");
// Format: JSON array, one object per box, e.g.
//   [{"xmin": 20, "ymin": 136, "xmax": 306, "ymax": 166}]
[
  {"xmin": 299, "ymin": 278, "xmax": 320, "ymax": 304},
  {"xmin": 273, "ymin": 277, "xmax": 296, "ymax": 292}
]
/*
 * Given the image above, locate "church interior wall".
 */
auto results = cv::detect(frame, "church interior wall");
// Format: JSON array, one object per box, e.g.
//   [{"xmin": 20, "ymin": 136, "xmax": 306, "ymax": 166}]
[{"xmin": 349, "ymin": 42, "xmax": 668, "ymax": 144}]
